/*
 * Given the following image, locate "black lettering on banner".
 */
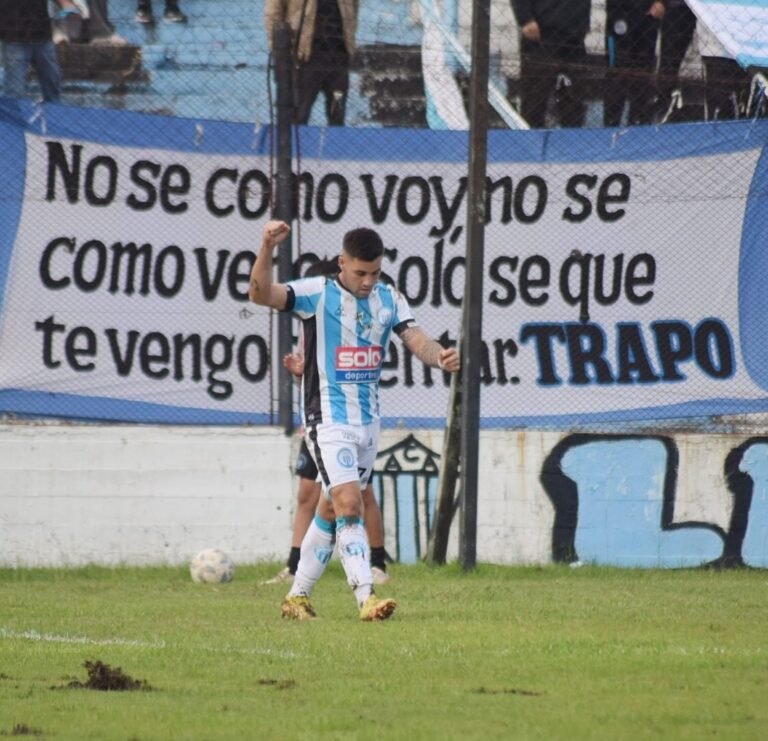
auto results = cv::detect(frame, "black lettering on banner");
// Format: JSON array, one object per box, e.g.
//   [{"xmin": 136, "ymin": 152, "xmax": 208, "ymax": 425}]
[
  {"xmin": 360, "ymin": 173, "xmax": 398, "ymax": 224},
  {"xmin": 110, "ymin": 242, "xmax": 153, "ymax": 295},
  {"xmin": 194, "ymin": 248, "xmax": 256, "ymax": 301},
  {"xmin": 35, "ymin": 315, "xmax": 67, "ymax": 368},
  {"xmin": 205, "ymin": 167, "xmax": 237, "ymax": 217},
  {"xmin": 489, "ymin": 256, "xmax": 519, "ymax": 306},
  {"xmin": 45, "ymin": 141, "xmax": 83, "ymax": 203},
  {"xmin": 84, "ymin": 155, "xmax": 118, "ymax": 206},
  {"xmin": 562, "ymin": 173, "xmax": 630, "ymax": 222},
  {"xmin": 102, "ymin": 327, "xmax": 270, "ymax": 400},
  {"xmin": 514, "ymin": 175, "xmax": 548, "ymax": 223},
  {"xmin": 429, "ymin": 176, "xmax": 466, "ymax": 237},
  {"xmin": 203, "ymin": 167, "xmax": 271, "ymax": 219},
  {"xmin": 237, "ymin": 169, "xmax": 270, "ymax": 219},
  {"xmin": 316, "ymin": 173, "xmax": 348, "ymax": 222},
  {"xmin": 558, "ymin": 252, "xmax": 657, "ymax": 323},
  {"xmin": 65, "ymin": 326, "xmax": 97, "ymax": 371},
  {"xmin": 520, "ymin": 320, "xmax": 734, "ymax": 387},
  {"xmin": 195, "ymin": 248, "xmax": 229, "ymax": 301},
  {"xmin": 127, "ymin": 160, "xmax": 191, "ymax": 213},
  {"xmin": 40, "ymin": 236, "xmax": 75, "ymax": 289},
  {"xmin": 397, "ymin": 176, "xmax": 431, "ymax": 224},
  {"xmin": 142, "ymin": 331, "xmax": 171, "ymax": 379},
  {"xmin": 154, "ymin": 246, "xmax": 185, "ymax": 298},
  {"xmin": 695, "ymin": 319, "xmax": 733, "ymax": 378},
  {"xmin": 40, "ymin": 236, "xmax": 187, "ymax": 298},
  {"xmin": 73, "ymin": 239, "xmax": 107, "ymax": 291},
  {"xmin": 616, "ymin": 323, "xmax": 660, "ymax": 383},
  {"xmin": 565, "ymin": 324, "xmax": 613, "ymax": 384},
  {"xmin": 624, "ymin": 254, "xmax": 656, "ymax": 305},
  {"xmin": 45, "ymin": 142, "xmax": 117, "ymax": 206},
  {"xmin": 560, "ymin": 252, "xmax": 593, "ymax": 323},
  {"xmin": 486, "ymin": 176, "xmax": 512, "ymax": 225},
  {"xmin": 652, "ymin": 321, "xmax": 692, "ymax": 381}
]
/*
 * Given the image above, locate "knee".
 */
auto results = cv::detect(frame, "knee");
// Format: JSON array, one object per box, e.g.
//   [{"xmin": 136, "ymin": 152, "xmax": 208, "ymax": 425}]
[{"xmin": 331, "ymin": 483, "xmax": 363, "ymax": 518}]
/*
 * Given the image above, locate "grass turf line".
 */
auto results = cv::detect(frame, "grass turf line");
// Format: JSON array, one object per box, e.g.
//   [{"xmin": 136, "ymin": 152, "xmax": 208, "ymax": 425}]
[{"xmin": 1, "ymin": 562, "xmax": 766, "ymax": 740}]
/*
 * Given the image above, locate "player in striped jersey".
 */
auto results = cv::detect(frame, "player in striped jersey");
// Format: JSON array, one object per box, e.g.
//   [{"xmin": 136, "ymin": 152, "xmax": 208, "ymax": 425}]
[{"xmin": 249, "ymin": 219, "xmax": 460, "ymax": 620}]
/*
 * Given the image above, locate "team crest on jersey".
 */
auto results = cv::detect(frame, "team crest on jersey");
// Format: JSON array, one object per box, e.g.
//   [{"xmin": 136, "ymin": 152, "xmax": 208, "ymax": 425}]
[
  {"xmin": 337, "ymin": 447, "xmax": 355, "ymax": 468},
  {"xmin": 377, "ymin": 308, "xmax": 392, "ymax": 326},
  {"xmin": 335, "ymin": 345, "xmax": 382, "ymax": 383}
]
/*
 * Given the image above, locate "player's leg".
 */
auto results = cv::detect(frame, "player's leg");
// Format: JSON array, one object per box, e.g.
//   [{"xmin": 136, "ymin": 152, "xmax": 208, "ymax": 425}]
[
  {"xmin": 266, "ymin": 439, "xmax": 321, "ymax": 584},
  {"xmin": 281, "ymin": 504, "xmax": 335, "ymax": 619},
  {"xmin": 323, "ymin": 422, "xmax": 395, "ymax": 619},
  {"xmin": 363, "ymin": 484, "xmax": 390, "ymax": 584}
]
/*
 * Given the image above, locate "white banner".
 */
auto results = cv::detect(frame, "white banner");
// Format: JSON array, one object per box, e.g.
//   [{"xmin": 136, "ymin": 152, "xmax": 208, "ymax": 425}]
[{"xmin": 1, "ymin": 99, "xmax": 768, "ymax": 427}]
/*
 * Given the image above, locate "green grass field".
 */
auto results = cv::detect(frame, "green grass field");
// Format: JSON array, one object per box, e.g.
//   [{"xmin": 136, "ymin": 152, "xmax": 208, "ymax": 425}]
[{"xmin": 1, "ymin": 562, "xmax": 766, "ymax": 740}]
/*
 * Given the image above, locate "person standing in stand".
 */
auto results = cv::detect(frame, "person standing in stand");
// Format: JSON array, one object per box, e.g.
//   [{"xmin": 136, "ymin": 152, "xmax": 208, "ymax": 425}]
[
  {"xmin": 0, "ymin": 0, "xmax": 80, "ymax": 102},
  {"xmin": 265, "ymin": 0, "xmax": 358, "ymax": 126},
  {"xmin": 510, "ymin": 0, "xmax": 592, "ymax": 128},
  {"xmin": 603, "ymin": 0, "xmax": 666, "ymax": 127}
]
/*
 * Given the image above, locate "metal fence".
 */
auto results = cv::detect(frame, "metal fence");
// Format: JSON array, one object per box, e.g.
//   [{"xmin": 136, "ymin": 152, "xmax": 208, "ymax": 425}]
[{"xmin": 1, "ymin": 0, "xmax": 767, "ymax": 431}]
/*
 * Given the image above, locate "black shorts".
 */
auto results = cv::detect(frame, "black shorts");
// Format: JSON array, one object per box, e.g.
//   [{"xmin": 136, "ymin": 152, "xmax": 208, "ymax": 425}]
[{"xmin": 295, "ymin": 438, "xmax": 319, "ymax": 481}]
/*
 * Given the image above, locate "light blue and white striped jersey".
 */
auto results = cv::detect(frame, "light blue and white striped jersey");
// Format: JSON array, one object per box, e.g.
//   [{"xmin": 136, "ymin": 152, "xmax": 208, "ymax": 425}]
[{"xmin": 285, "ymin": 275, "xmax": 416, "ymax": 426}]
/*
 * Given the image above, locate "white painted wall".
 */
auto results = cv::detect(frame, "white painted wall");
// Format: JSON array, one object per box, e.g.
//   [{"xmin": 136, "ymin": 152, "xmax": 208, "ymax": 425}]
[{"xmin": 2, "ymin": 421, "xmax": 766, "ymax": 568}]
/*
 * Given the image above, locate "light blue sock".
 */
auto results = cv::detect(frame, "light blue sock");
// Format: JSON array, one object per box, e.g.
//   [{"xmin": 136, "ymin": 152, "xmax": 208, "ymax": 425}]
[{"xmin": 336, "ymin": 516, "xmax": 373, "ymax": 607}]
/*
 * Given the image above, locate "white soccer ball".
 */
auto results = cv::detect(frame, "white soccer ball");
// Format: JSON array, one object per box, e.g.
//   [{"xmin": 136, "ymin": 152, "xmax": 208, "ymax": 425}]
[{"xmin": 190, "ymin": 548, "xmax": 235, "ymax": 584}]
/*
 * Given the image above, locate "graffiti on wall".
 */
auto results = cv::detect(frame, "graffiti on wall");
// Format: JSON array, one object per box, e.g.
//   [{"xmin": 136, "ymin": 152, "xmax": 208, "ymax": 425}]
[{"xmin": 376, "ymin": 433, "xmax": 768, "ymax": 568}]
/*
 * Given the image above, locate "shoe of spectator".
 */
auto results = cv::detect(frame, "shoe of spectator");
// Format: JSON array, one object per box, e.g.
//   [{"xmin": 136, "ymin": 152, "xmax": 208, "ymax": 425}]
[
  {"xmin": 163, "ymin": 9, "xmax": 187, "ymax": 23},
  {"xmin": 135, "ymin": 9, "xmax": 153, "ymax": 23},
  {"xmin": 371, "ymin": 566, "xmax": 390, "ymax": 585}
]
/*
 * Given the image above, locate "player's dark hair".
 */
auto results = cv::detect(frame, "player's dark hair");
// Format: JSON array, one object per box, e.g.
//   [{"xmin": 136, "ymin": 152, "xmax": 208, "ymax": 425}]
[{"xmin": 343, "ymin": 228, "xmax": 384, "ymax": 262}]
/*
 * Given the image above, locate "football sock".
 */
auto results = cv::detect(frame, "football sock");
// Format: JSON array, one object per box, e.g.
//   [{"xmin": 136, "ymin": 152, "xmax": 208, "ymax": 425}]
[
  {"xmin": 287, "ymin": 546, "xmax": 301, "ymax": 575},
  {"xmin": 370, "ymin": 546, "xmax": 387, "ymax": 571},
  {"xmin": 336, "ymin": 516, "xmax": 373, "ymax": 606},
  {"xmin": 287, "ymin": 516, "xmax": 335, "ymax": 597}
]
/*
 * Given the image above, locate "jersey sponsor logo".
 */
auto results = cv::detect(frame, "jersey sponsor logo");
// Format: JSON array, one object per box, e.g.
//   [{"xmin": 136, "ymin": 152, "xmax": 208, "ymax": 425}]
[{"xmin": 335, "ymin": 345, "xmax": 383, "ymax": 383}]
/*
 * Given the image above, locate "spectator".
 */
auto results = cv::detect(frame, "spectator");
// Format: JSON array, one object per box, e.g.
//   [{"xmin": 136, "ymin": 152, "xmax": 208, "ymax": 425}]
[
  {"xmin": 656, "ymin": 0, "xmax": 697, "ymax": 120},
  {"xmin": 0, "ymin": 0, "xmax": 79, "ymax": 102},
  {"xmin": 135, "ymin": 1, "xmax": 187, "ymax": 24},
  {"xmin": 604, "ymin": 0, "xmax": 666, "ymax": 127},
  {"xmin": 510, "ymin": 0, "xmax": 592, "ymax": 128},
  {"xmin": 264, "ymin": 0, "xmax": 358, "ymax": 126}
]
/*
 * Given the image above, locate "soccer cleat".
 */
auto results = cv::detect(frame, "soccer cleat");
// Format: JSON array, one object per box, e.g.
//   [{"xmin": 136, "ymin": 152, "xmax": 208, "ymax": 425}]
[
  {"xmin": 359, "ymin": 595, "xmax": 396, "ymax": 621},
  {"xmin": 163, "ymin": 8, "xmax": 188, "ymax": 23},
  {"xmin": 134, "ymin": 8, "xmax": 153, "ymax": 23},
  {"xmin": 262, "ymin": 567, "xmax": 294, "ymax": 585},
  {"xmin": 371, "ymin": 566, "xmax": 390, "ymax": 585},
  {"xmin": 281, "ymin": 595, "xmax": 316, "ymax": 620}
]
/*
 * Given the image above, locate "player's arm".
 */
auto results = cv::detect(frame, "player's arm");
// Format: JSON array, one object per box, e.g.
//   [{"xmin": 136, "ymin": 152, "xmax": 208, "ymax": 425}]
[
  {"xmin": 399, "ymin": 326, "xmax": 460, "ymax": 372},
  {"xmin": 248, "ymin": 220, "xmax": 291, "ymax": 309}
]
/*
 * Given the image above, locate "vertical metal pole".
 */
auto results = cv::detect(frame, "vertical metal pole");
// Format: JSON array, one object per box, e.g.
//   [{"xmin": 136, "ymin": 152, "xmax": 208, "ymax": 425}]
[
  {"xmin": 459, "ymin": 0, "xmax": 490, "ymax": 570},
  {"xmin": 273, "ymin": 23, "xmax": 295, "ymax": 434}
]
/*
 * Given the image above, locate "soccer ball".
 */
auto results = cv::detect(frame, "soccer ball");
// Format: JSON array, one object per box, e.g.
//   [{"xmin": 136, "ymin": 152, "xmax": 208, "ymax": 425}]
[{"xmin": 190, "ymin": 548, "xmax": 235, "ymax": 584}]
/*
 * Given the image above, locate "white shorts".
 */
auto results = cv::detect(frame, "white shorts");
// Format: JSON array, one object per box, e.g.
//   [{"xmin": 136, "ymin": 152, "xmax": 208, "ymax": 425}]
[{"xmin": 306, "ymin": 420, "xmax": 380, "ymax": 496}]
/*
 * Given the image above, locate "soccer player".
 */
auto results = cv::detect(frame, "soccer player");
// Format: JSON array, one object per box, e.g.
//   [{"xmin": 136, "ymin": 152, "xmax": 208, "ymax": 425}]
[
  {"xmin": 249, "ymin": 220, "xmax": 460, "ymax": 620},
  {"xmin": 265, "ymin": 357, "xmax": 392, "ymax": 587}
]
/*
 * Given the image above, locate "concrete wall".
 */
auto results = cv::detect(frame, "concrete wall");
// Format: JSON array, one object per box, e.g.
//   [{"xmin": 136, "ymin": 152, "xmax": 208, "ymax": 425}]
[{"xmin": 2, "ymin": 421, "xmax": 767, "ymax": 569}]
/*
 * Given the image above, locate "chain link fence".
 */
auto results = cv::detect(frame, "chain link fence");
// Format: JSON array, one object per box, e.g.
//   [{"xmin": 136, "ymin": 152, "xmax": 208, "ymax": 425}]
[{"xmin": 1, "ymin": 0, "xmax": 766, "ymax": 431}]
